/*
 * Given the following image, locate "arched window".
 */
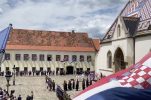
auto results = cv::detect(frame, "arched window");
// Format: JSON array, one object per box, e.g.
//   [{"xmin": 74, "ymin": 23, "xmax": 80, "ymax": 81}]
[
  {"xmin": 107, "ymin": 51, "xmax": 112, "ymax": 68},
  {"xmin": 117, "ymin": 25, "xmax": 121, "ymax": 37}
]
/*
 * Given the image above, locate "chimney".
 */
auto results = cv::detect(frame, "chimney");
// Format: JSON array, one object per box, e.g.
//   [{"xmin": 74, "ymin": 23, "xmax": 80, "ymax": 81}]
[{"xmin": 72, "ymin": 30, "xmax": 75, "ymax": 34}]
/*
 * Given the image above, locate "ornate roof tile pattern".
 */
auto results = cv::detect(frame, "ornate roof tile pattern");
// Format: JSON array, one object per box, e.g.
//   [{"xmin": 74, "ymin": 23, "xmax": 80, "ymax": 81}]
[
  {"xmin": 6, "ymin": 29, "xmax": 99, "ymax": 52},
  {"xmin": 104, "ymin": 0, "xmax": 151, "ymax": 40}
]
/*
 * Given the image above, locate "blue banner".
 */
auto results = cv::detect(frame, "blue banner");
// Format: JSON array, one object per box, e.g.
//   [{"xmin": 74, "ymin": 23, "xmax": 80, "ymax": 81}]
[{"xmin": 0, "ymin": 25, "xmax": 12, "ymax": 53}]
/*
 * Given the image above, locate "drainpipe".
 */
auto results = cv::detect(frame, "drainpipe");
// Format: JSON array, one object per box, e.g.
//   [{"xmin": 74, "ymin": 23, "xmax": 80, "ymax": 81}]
[{"xmin": 133, "ymin": 37, "xmax": 135, "ymax": 64}]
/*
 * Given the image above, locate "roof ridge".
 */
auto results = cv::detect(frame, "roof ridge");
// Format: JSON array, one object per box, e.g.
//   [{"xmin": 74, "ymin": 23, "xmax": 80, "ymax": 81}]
[{"xmin": 12, "ymin": 28, "xmax": 87, "ymax": 34}]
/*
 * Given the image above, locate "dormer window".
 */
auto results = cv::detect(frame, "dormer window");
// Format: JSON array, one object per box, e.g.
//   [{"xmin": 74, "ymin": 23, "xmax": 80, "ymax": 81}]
[
  {"xmin": 117, "ymin": 25, "xmax": 121, "ymax": 37},
  {"xmin": 107, "ymin": 35, "xmax": 111, "ymax": 39}
]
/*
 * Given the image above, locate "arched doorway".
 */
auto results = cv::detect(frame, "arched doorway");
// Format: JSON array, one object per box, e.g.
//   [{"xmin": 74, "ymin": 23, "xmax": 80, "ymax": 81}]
[
  {"xmin": 114, "ymin": 48, "xmax": 125, "ymax": 72},
  {"xmin": 66, "ymin": 66, "xmax": 74, "ymax": 74}
]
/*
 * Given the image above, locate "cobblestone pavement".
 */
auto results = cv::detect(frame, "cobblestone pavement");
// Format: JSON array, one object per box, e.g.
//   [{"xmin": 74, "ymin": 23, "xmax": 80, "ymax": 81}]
[{"xmin": 0, "ymin": 75, "xmax": 83, "ymax": 100}]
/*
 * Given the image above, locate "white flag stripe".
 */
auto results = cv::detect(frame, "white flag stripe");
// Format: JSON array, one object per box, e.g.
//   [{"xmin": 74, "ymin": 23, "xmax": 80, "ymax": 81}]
[
  {"xmin": 143, "ymin": 58, "xmax": 151, "ymax": 67},
  {"xmin": 73, "ymin": 81, "xmax": 122, "ymax": 100}
]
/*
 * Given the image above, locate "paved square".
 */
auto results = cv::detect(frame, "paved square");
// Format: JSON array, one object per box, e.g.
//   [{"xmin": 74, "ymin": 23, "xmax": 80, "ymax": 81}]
[{"xmin": 0, "ymin": 75, "xmax": 82, "ymax": 100}]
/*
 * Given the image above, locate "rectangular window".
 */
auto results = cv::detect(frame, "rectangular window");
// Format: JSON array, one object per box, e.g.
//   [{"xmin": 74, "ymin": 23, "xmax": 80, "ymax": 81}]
[
  {"xmin": 87, "ymin": 56, "xmax": 92, "ymax": 62},
  {"xmin": 32, "ymin": 54, "xmax": 37, "ymax": 61},
  {"xmin": 15, "ymin": 54, "xmax": 21, "ymax": 61},
  {"xmin": 80, "ymin": 55, "xmax": 84, "ymax": 62},
  {"xmin": 56, "ymin": 55, "xmax": 61, "ymax": 61},
  {"xmin": 24, "ymin": 54, "xmax": 29, "ymax": 61},
  {"xmin": 64, "ymin": 55, "xmax": 69, "ymax": 61},
  {"xmin": 47, "ymin": 55, "xmax": 52, "ymax": 61},
  {"xmin": 6, "ymin": 67, "xmax": 9, "ymax": 71},
  {"xmin": 24, "ymin": 67, "xmax": 28, "ymax": 72},
  {"xmin": 5, "ymin": 53, "xmax": 10, "ymax": 60},
  {"xmin": 39, "ymin": 54, "xmax": 44, "ymax": 61},
  {"xmin": 72, "ymin": 55, "xmax": 77, "ymax": 62}
]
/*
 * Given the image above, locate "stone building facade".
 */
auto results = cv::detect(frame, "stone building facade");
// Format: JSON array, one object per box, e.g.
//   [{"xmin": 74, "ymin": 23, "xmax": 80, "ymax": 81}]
[{"xmin": 0, "ymin": 29, "xmax": 99, "ymax": 75}]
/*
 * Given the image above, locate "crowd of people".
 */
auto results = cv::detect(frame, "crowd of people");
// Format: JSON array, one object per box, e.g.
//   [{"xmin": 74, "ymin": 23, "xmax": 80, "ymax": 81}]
[
  {"xmin": 0, "ymin": 87, "xmax": 33, "ymax": 100},
  {"xmin": 0, "ymin": 70, "xmax": 101, "ymax": 100},
  {"xmin": 0, "ymin": 69, "xmax": 92, "ymax": 77},
  {"xmin": 45, "ymin": 73, "xmax": 97, "ymax": 100},
  {"xmin": 63, "ymin": 77, "xmax": 93, "ymax": 91},
  {"xmin": 45, "ymin": 75, "xmax": 56, "ymax": 92},
  {"xmin": 0, "ymin": 70, "xmax": 55, "ymax": 77}
]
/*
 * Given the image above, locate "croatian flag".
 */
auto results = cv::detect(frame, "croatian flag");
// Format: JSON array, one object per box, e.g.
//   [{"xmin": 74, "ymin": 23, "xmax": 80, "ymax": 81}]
[
  {"xmin": 73, "ymin": 52, "xmax": 151, "ymax": 100},
  {"xmin": 0, "ymin": 24, "xmax": 12, "ymax": 63}
]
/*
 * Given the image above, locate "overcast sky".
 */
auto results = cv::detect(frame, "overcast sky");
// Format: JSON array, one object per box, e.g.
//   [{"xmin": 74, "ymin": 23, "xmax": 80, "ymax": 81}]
[{"xmin": 0, "ymin": 0, "xmax": 127, "ymax": 38}]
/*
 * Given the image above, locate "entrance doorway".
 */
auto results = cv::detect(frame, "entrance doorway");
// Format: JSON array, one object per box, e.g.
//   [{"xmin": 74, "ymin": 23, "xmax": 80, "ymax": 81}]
[
  {"xmin": 32, "ymin": 67, "xmax": 36, "ymax": 72},
  {"xmin": 60, "ymin": 68, "xmax": 64, "ymax": 75},
  {"xmin": 16, "ymin": 67, "xmax": 20, "ymax": 76},
  {"xmin": 6, "ymin": 67, "xmax": 9, "ymax": 72},
  {"xmin": 16, "ymin": 67, "xmax": 20, "ymax": 72},
  {"xmin": 66, "ymin": 66, "xmax": 74, "ymax": 74},
  {"xmin": 24, "ymin": 67, "xmax": 28, "ymax": 72},
  {"xmin": 56, "ymin": 67, "xmax": 59, "ymax": 75},
  {"xmin": 40, "ymin": 67, "xmax": 43, "ymax": 72},
  {"xmin": 114, "ymin": 48, "xmax": 125, "ymax": 72},
  {"xmin": 80, "ymin": 68, "xmax": 83, "ymax": 74},
  {"xmin": 76, "ymin": 68, "xmax": 80, "ymax": 74},
  {"xmin": 47, "ymin": 67, "xmax": 51, "ymax": 72}
]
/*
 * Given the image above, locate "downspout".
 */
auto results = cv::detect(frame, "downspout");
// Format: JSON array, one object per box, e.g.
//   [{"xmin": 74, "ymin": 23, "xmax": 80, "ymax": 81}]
[
  {"xmin": 133, "ymin": 17, "xmax": 140, "ymax": 65},
  {"xmin": 133, "ymin": 37, "xmax": 135, "ymax": 64}
]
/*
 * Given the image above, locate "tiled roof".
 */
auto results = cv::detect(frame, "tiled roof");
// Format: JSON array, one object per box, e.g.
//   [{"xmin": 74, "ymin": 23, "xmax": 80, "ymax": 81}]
[
  {"xmin": 6, "ymin": 29, "xmax": 99, "ymax": 52},
  {"xmin": 6, "ymin": 45, "xmax": 96, "ymax": 52},
  {"xmin": 91, "ymin": 39, "xmax": 100, "ymax": 51},
  {"xmin": 103, "ymin": 0, "xmax": 151, "ymax": 40}
]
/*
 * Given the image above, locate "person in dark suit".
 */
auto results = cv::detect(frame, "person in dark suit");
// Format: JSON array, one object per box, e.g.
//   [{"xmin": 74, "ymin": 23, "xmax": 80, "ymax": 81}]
[
  {"xmin": 82, "ymin": 78, "xmax": 85, "ymax": 90},
  {"xmin": 63, "ymin": 80, "xmax": 68, "ymax": 91},
  {"xmin": 26, "ymin": 95, "xmax": 30, "ymax": 100},
  {"xmin": 72, "ymin": 79, "xmax": 75, "ymax": 89},
  {"xmin": 68, "ymin": 80, "xmax": 72, "ymax": 90},
  {"xmin": 52, "ymin": 80, "xmax": 55, "ymax": 91},
  {"xmin": 30, "ymin": 91, "xmax": 33, "ymax": 100},
  {"xmin": 76, "ymin": 79, "xmax": 79, "ymax": 91},
  {"xmin": 0, "ymin": 87, "xmax": 3, "ymax": 96},
  {"xmin": 86, "ymin": 78, "xmax": 89, "ymax": 87},
  {"xmin": 18, "ymin": 95, "xmax": 22, "ymax": 100}
]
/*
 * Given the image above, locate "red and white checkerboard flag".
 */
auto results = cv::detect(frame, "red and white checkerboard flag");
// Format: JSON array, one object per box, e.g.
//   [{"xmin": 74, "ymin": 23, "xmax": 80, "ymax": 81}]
[
  {"xmin": 119, "ymin": 65, "xmax": 151, "ymax": 89},
  {"xmin": 73, "ymin": 52, "xmax": 151, "ymax": 100}
]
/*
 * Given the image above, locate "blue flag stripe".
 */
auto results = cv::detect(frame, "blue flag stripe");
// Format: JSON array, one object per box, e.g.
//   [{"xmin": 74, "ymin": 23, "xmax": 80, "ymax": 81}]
[
  {"xmin": 0, "ymin": 26, "xmax": 12, "ymax": 50},
  {"xmin": 86, "ymin": 87, "xmax": 151, "ymax": 100}
]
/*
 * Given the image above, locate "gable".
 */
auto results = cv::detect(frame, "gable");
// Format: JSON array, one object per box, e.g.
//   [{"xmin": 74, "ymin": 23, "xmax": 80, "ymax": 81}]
[
  {"xmin": 112, "ymin": 17, "xmax": 128, "ymax": 39},
  {"xmin": 103, "ymin": 0, "xmax": 151, "ymax": 40}
]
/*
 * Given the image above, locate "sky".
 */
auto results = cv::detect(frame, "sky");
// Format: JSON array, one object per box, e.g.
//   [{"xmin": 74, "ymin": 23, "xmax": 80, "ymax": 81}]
[{"xmin": 0, "ymin": 0, "xmax": 127, "ymax": 38}]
